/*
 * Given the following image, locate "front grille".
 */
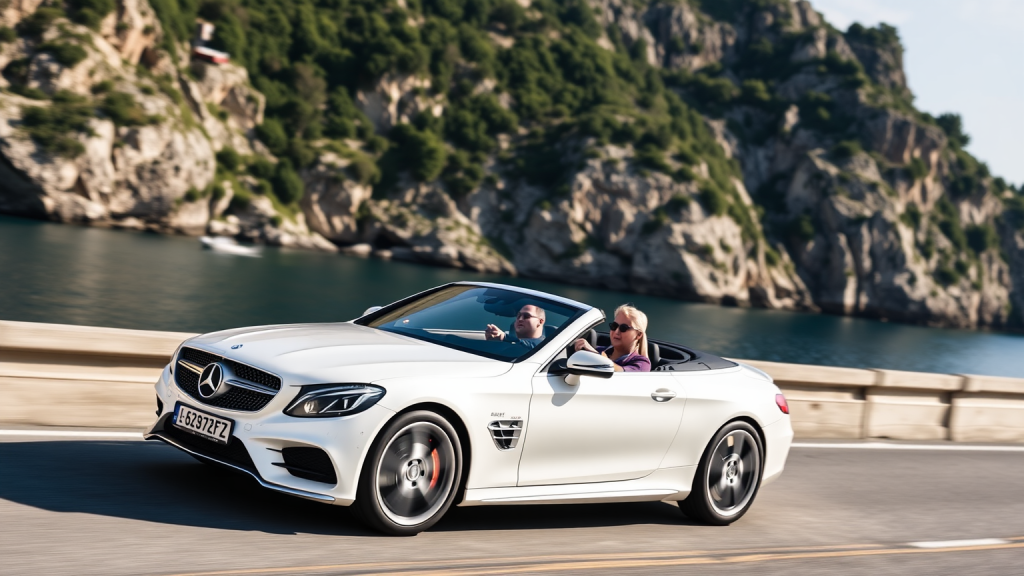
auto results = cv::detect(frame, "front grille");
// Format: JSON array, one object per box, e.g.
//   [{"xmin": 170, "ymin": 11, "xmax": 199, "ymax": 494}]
[
  {"xmin": 174, "ymin": 346, "xmax": 280, "ymax": 412},
  {"xmin": 227, "ymin": 360, "xmax": 281, "ymax": 391},
  {"xmin": 488, "ymin": 420, "xmax": 523, "ymax": 450},
  {"xmin": 277, "ymin": 447, "xmax": 337, "ymax": 484},
  {"xmin": 179, "ymin": 346, "xmax": 221, "ymax": 368},
  {"xmin": 160, "ymin": 416, "xmax": 256, "ymax": 471}
]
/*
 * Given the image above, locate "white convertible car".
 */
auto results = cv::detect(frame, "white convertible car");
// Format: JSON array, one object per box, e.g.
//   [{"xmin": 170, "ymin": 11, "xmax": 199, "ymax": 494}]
[{"xmin": 146, "ymin": 282, "xmax": 793, "ymax": 535}]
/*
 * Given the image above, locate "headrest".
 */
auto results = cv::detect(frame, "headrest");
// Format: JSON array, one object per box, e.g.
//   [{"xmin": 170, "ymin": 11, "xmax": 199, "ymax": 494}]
[{"xmin": 648, "ymin": 342, "xmax": 661, "ymax": 367}]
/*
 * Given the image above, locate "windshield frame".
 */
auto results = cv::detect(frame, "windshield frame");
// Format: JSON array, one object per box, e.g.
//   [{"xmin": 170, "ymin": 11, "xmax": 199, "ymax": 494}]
[{"xmin": 353, "ymin": 283, "xmax": 589, "ymax": 363}]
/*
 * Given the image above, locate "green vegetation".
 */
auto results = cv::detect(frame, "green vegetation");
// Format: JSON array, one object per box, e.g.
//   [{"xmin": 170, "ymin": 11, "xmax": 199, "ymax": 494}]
[
  {"xmin": 215, "ymin": 147, "xmax": 240, "ymax": 171},
  {"xmin": 900, "ymin": 203, "xmax": 922, "ymax": 230},
  {"xmin": 907, "ymin": 157, "xmax": 928, "ymax": 181},
  {"xmin": 965, "ymin": 224, "xmax": 998, "ymax": 254},
  {"xmin": 936, "ymin": 113, "xmax": 970, "ymax": 148},
  {"xmin": 271, "ymin": 159, "xmax": 304, "ymax": 204},
  {"xmin": 935, "ymin": 196, "xmax": 968, "ymax": 254},
  {"xmin": 19, "ymin": 90, "xmax": 93, "ymax": 157},
  {"xmin": 0, "ymin": 27, "xmax": 16, "ymax": 43},
  {"xmin": 846, "ymin": 22, "xmax": 901, "ymax": 49},
  {"xmin": 100, "ymin": 91, "xmax": 158, "ymax": 126},
  {"xmin": 139, "ymin": 0, "xmax": 758, "ymax": 223},
  {"xmin": 16, "ymin": 7, "xmax": 63, "ymax": 37},
  {"xmin": 39, "ymin": 42, "xmax": 88, "ymax": 68},
  {"xmin": 68, "ymin": 0, "xmax": 116, "ymax": 29},
  {"xmin": 831, "ymin": 140, "xmax": 862, "ymax": 161}
]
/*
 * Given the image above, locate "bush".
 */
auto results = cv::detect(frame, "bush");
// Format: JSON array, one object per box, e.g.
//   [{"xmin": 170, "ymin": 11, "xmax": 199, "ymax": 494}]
[
  {"xmin": 348, "ymin": 156, "xmax": 380, "ymax": 186},
  {"xmin": 900, "ymin": 203, "xmax": 922, "ymax": 230},
  {"xmin": 490, "ymin": 0, "xmax": 526, "ymax": 32},
  {"xmin": 907, "ymin": 157, "xmax": 928, "ymax": 181},
  {"xmin": 19, "ymin": 91, "xmax": 93, "ymax": 158},
  {"xmin": 740, "ymin": 79, "xmax": 771, "ymax": 104},
  {"xmin": 831, "ymin": 140, "xmax": 862, "ymax": 160},
  {"xmin": 39, "ymin": 42, "xmax": 88, "ymax": 67},
  {"xmin": 248, "ymin": 157, "xmax": 274, "ymax": 180},
  {"xmin": 271, "ymin": 160, "xmax": 304, "ymax": 204},
  {"xmin": 69, "ymin": 0, "xmax": 116, "ymax": 29},
  {"xmin": 9, "ymin": 84, "xmax": 49, "ymax": 100},
  {"xmin": 17, "ymin": 8, "xmax": 63, "ymax": 37},
  {"xmin": 966, "ymin": 224, "xmax": 999, "ymax": 254},
  {"xmin": 933, "ymin": 265, "xmax": 959, "ymax": 287},
  {"xmin": 666, "ymin": 194, "xmax": 691, "ymax": 211},
  {"xmin": 215, "ymin": 147, "xmax": 240, "ymax": 171},
  {"xmin": 938, "ymin": 220, "xmax": 968, "ymax": 253},
  {"xmin": 699, "ymin": 183, "xmax": 729, "ymax": 216},
  {"xmin": 100, "ymin": 92, "xmax": 152, "ymax": 126},
  {"xmin": 391, "ymin": 124, "xmax": 446, "ymax": 182},
  {"xmin": 635, "ymin": 143, "xmax": 670, "ymax": 173},
  {"xmin": 255, "ymin": 119, "xmax": 288, "ymax": 156},
  {"xmin": 0, "ymin": 27, "xmax": 16, "ymax": 43},
  {"xmin": 91, "ymin": 80, "xmax": 113, "ymax": 94},
  {"xmin": 1005, "ymin": 196, "xmax": 1024, "ymax": 232},
  {"xmin": 936, "ymin": 113, "xmax": 970, "ymax": 148},
  {"xmin": 688, "ymin": 73, "xmax": 738, "ymax": 105}
]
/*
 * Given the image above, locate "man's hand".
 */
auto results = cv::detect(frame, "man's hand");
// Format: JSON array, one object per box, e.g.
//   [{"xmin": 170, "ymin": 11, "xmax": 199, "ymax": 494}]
[
  {"xmin": 573, "ymin": 338, "xmax": 597, "ymax": 353},
  {"xmin": 485, "ymin": 324, "xmax": 505, "ymax": 341}
]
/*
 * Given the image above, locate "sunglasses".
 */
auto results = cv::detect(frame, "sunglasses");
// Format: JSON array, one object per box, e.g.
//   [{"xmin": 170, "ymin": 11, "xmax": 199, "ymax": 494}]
[
  {"xmin": 609, "ymin": 321, "xmax": 637, "ymax": 333},
  {"xmin": 517, "ymin": 312, "xmax": 540, "ymax": 321}
]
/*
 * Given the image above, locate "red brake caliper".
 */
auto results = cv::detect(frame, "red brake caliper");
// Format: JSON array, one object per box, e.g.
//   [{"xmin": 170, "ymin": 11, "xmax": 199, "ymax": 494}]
[{"xmin": 429, "ymin": 448, "xmax": 440, "ymax": 490}]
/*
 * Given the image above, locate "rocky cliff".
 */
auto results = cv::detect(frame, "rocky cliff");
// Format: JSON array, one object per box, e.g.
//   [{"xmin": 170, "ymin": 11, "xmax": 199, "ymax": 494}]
[{"xmin": 2, "ymin": 0, "xmax": 1023, "ymax": 330}]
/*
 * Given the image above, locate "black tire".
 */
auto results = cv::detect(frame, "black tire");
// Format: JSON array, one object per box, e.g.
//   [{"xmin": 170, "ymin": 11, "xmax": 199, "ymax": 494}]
[
  {"xmin": 353, "ymin": 411, "xmax": 463, "ymax": 535},
  {"xmin": 679, "ymin": 421, "xmax": 763, "ymax": 525}
]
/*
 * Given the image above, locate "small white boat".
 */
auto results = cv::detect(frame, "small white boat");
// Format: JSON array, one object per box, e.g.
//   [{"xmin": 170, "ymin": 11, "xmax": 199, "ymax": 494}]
[{"xmin": 200, "ymin": 236, "xmax": 262, "ymax": 257}]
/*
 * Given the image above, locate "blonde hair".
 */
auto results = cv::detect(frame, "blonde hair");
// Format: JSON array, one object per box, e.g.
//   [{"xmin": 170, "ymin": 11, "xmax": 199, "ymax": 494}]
[{"xmin": 615, "ymin": 304, "xmax": 649, "ymax": 358}]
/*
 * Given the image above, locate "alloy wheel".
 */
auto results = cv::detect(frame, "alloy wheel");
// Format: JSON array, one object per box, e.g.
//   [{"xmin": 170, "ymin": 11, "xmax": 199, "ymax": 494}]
[
  {"xmin": 706, "ymin": 429, "xmax": 760, "ymax": 517},
  {"xmin": 374, "ymin": 421, "xmax": 457, "ymax": 527}
]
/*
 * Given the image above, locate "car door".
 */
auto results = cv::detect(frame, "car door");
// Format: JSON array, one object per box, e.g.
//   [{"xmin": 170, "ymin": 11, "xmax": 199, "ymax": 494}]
[{"xmin": 516, "ymin": 368, "xmax": 685, "ymax": 486}]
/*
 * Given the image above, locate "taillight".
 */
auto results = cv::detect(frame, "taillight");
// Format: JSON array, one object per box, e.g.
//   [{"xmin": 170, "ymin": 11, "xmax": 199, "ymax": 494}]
[{"xmin": 776, "ymin": 394, "xmax": 789, "ymax": 414}]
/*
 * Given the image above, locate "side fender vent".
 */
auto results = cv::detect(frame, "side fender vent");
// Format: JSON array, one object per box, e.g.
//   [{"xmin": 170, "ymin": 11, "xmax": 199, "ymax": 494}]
[{"xmin": 488, "ymin": 420, "xmax": 523, "ymax": 450}]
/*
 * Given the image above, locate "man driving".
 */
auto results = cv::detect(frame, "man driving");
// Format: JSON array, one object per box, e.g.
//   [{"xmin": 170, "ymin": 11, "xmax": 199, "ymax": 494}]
[{"xmin": 485, "ymin": 305, "xmax": 545, "ymax": 349}]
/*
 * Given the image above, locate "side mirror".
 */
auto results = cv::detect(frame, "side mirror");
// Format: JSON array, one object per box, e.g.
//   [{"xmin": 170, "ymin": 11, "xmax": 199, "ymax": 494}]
[
  {"xmin": 550, "ymin": 350, "xmax": 615, "ymax": 385},
  {"xmin": 362, "ymin": 305, "xmax": 382, "ymax": 317}
]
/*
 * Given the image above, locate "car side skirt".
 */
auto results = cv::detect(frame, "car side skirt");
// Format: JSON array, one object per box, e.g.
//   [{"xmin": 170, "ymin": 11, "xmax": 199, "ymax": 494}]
[{"xmin": 460, "ymin": 465, "xmax": 696, "ymax": 506}]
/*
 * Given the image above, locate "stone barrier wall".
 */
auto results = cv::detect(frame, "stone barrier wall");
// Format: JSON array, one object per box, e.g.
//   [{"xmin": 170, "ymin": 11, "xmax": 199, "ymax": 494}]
[{"xmin": 2, "ymin": 320, "xmax": 1023, "ymax": 442}]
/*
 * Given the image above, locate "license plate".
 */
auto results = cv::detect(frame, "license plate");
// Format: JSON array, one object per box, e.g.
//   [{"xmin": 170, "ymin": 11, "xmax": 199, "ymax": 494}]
[{"xmin": 173, "ymin": 403, "xmax": 233, "ymax": 445}]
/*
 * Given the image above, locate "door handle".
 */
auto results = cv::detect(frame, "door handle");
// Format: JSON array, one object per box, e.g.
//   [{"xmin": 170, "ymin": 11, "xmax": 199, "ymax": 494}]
[{"xmin": 651, "ymin": 389, "xmax": 676, "ymax": 402}]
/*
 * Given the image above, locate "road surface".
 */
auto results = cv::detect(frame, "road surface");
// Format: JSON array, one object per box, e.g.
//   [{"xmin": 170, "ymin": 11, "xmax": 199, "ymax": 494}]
[{"xmin": 1, "ymin": 430, "xmax": 1022, "ymax": 575}]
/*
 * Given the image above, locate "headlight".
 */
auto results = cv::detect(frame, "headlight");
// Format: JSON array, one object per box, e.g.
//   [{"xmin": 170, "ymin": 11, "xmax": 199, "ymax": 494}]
[{"xmin": 284, "ymin": 384, "xmax": 385, "ymax": 418}]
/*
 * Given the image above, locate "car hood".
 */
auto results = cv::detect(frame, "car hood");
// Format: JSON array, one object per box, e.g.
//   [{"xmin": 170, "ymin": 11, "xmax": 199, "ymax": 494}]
[{"xmin": 184, "ymin": 322, "xmax": 511, "ymax": 385}]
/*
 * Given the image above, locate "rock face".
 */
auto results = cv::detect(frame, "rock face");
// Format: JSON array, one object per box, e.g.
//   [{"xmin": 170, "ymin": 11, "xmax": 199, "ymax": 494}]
[{"xmin": 2, "ymin": 0, "xmax": 1023, "ymax": 331}]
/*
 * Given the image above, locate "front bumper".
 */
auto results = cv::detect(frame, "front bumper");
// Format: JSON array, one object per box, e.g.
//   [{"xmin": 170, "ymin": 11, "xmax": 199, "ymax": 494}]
[
  {"xmin": 146, "ymin": 415, "xmax": 337, "ymax": 504},
  {"xmin": 147, "ymin": 364, "xmax": 395, "ymax": 506}
]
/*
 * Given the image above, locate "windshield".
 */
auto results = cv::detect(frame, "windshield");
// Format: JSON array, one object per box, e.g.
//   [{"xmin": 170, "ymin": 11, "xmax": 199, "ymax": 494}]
[{"xmin": 361, "ymin": 285, "xmax": 585, "ymax": 362}]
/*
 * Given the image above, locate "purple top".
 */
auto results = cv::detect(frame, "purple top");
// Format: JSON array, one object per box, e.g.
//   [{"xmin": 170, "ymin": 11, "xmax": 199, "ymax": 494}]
[{"xmin": 597, "ymin": 346, "xmax": 651, "ymax": 372}]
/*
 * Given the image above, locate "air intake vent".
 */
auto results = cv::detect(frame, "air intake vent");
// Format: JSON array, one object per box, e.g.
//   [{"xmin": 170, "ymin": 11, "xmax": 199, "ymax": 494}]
[{"xmin": 488, "ymin": 420, "xmax": 523, "ymax": 450}]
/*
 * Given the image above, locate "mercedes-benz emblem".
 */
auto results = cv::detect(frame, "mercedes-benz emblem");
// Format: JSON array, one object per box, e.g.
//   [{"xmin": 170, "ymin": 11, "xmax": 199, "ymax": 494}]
[{"xmin": 198, "ymin": 362, "xmax": 228, "ymax": 399}]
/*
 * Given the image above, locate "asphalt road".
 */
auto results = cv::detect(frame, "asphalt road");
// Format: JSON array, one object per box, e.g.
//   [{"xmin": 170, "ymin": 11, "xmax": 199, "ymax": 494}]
[{"xmin": 1, "ymin": 432, "xmax": 1023, "ymax": 576}]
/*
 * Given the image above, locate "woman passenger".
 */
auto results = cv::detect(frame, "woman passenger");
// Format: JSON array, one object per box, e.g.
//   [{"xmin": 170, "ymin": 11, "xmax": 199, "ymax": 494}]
[{"xmin": 573, "ymin": 305, "xmax": 651, "ymax": 372}]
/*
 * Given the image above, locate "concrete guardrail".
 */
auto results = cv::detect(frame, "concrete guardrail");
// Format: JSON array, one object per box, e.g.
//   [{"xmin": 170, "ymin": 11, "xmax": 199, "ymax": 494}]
[{"xmin": 2, "ymin": 320, "xmax": 1023, "ymax": 442}]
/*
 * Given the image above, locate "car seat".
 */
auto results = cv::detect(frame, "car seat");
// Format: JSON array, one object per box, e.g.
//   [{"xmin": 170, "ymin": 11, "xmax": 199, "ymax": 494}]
[
  {"xmin": 647, "ymin": 342, "xmax": 661, "ymax": 369},
  {"xmin": 506, "ymin": 321, "xmax": 558, "ymax": 341}
]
